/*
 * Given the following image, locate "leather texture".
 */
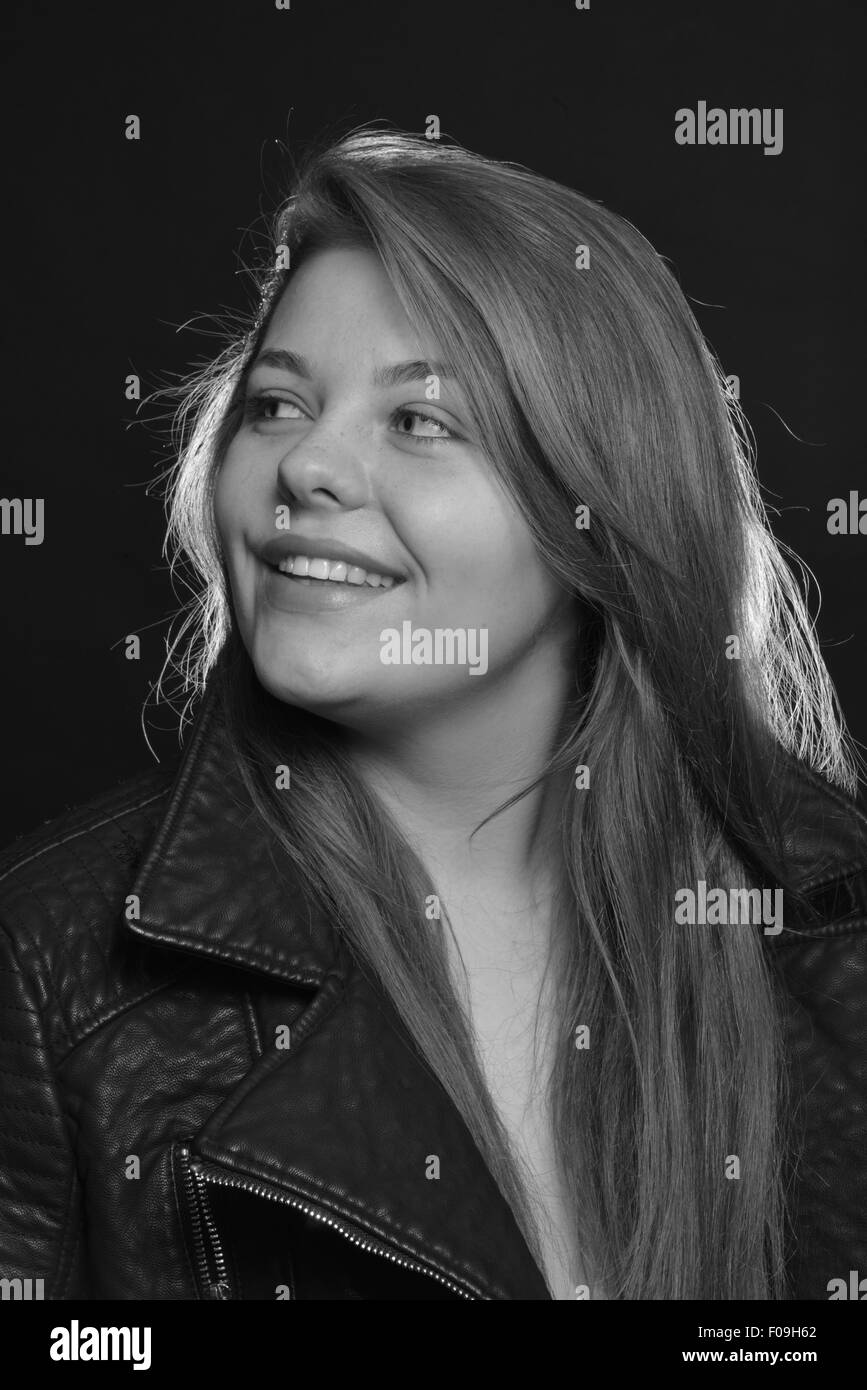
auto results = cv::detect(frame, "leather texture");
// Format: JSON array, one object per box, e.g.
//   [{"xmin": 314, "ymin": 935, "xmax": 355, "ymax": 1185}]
[{"xmin": 0, "ymin": 687, "xmax": 865, "ymax": 1300}]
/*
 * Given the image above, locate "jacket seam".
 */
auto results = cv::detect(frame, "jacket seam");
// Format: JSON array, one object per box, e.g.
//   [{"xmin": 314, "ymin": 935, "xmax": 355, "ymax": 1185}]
[
  {"xmin": 797, "ymin": 863, "xmax": 867, "ymax": 895},
  {"xmin": 0, "ymin": 789, "xmax": 169, "ymax": 888},
  {"xmin": 243, "ymin": 992, "xmax": 263, "ymax": 1059},
  {"xmin": 65, "ymin": 829, "xmax": 143, "ymax": 921},
  {"xmin": 57, "ymin": 1190, "xmax": 83, "ymax": 1300},
  {"xmin": 771, "ymin": 916, "xmax": 867, "ymax": 947},
  {"xmin": 4, "ymin": 876, "xmax": 91, "ymax": 1053},
  {"xmin": 53, "ymin": 1155, "xmax": 83, "ymax": 1299},
  {"xmin": 2, "ymin": 892, "xmax": 73, "ymax": 1052},
  {"xmin": 0, "ymin": 1125, "xmax": 69, "ymax": 1149},
  {"xmin": 54, "ymin": 972, "xmax": 198, "ymax": 1063},
  {"xmin": 125, "ymin": 923, "xmax": 331, "ymax": 986},
  {"xmin": 129, "ymin": 697, "xmax": 218, "ymax": 903},
  {"xmin": 33, "ymin": 849, "xmax": 119, "ymax": 1004}
]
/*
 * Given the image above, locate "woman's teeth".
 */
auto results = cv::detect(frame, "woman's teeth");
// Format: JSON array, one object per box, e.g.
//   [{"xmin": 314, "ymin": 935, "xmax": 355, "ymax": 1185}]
[{"xmin": 276, "ymin": 555, "xmax": 397, "ymax": 589}]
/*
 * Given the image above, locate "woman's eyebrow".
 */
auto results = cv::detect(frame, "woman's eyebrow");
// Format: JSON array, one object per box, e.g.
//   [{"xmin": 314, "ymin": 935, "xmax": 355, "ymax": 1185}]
[{"xmin": 250, "ymin": 348, "xmax": 455, "ymax": 388}]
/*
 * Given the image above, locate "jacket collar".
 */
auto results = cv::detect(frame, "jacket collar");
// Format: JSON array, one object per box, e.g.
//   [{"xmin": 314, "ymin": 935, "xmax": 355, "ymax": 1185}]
[
  {"xmin": 126, "ymin": 685, "xmax": 552, "ymax": 1300},
  {"xmin": 127, "ymin": 685, "xmax": 339, "ymax": 989}
]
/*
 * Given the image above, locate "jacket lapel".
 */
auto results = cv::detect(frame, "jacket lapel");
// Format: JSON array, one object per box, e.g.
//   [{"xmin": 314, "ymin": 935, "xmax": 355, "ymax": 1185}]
[
  {"xmin": 194, "ymin": 962, "xmax": 552, "ymax": 1299},
  {"xmin": 126, "ymin": 688, "xmax": 339, "ymax": 988},
  {"xmin": 126, "ymin": 686, "xmax": 552, "ymax": 1300}
]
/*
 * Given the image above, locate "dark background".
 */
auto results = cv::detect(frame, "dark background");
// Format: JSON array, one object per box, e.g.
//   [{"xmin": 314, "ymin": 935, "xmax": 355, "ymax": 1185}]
[{"xmin": 1, "ymin": 0, "xmax": 864, "ymax": 843}]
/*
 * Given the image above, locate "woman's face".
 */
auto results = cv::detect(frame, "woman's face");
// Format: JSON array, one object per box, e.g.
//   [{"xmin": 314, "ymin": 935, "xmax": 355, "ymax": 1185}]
[{"xmin": 215, "ymin": 245, "xmax": 575, "ymax": 730}]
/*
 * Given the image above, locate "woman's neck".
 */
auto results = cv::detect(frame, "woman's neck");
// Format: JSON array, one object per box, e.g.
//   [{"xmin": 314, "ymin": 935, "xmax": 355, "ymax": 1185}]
[{"xmin": 344, "ymin": 657, "xmax": 573, "ymax": 942}]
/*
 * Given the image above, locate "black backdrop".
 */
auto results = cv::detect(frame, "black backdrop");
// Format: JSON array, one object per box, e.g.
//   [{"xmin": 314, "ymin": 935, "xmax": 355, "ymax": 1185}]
[{"xmin": 2, "ymin": 0, "xmax": 864, "ymax": 843}]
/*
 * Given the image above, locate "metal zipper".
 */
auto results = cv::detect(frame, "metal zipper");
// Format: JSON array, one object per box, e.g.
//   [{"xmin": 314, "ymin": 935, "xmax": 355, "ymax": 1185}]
[
  {"xmin": 178, "ymin": 1146, "xmax": 231, "ymax": 1299},
  {"xmin": 178, "ymin": 1145, "xmax": 476, "ymax": 1300}
]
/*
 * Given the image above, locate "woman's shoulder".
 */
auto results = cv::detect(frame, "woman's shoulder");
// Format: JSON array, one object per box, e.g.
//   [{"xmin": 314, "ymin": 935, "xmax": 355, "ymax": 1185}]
[
  {"xmin": 766, "ymin": 749, "xmax": 867, "ymax": 941},
  {"xmin": 761, "ymin": 757, "xmax": 867, "ymax": 1295},
  {"xmin": 0, "ymin": 763, "xmax": 178, "ymax": 978}
]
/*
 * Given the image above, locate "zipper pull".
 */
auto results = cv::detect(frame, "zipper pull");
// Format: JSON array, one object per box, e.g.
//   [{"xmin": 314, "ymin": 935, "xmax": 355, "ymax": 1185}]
[{"xmin": 207, "ymin": 1281, "xmax": 231, "ymax": 1300}]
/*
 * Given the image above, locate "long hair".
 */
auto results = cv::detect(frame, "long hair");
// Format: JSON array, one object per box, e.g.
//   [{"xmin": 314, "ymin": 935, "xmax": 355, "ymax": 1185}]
[{"xmin": 156, "ymin": 127, "xmax": 857, "ymax": 1298}]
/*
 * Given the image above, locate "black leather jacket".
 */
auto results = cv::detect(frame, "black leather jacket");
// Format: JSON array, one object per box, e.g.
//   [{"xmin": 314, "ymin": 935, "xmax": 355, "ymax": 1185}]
[{"xmin": 1, "ymin": 691, "xmax": 866, "ymax": 1301}]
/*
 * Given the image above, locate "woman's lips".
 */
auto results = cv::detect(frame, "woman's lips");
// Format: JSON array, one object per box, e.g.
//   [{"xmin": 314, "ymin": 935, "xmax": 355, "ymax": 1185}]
[
  {"xmin": 258, "ymin": 535, "xmax": 406, "ymax": 582},
  {"xmin": 259, "ymin": 560, "xmax": 402, "ymax": 613},
  {"xmin": 275, "ymin": 554, "xmax": 398, "ymax": 588}
]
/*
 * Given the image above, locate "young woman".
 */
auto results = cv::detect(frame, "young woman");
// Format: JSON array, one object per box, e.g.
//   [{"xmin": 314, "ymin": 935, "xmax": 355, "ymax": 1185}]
[{"xmin": 1, "ymin": 128, "xmax": 865, "ymax": 1302}]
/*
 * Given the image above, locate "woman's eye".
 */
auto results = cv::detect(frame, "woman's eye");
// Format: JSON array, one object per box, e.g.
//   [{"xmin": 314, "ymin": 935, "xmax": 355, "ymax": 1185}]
[
  {"xmin": 243, "ymin": 394, "xmax": 305, "ymax": 422},
  {"xmin": 391, "ymin": 408, "xmax": 455, "ymax": 445},
  {"xmin": 241, "ymin": 396, "xmax": 457, "ymax": 444}
]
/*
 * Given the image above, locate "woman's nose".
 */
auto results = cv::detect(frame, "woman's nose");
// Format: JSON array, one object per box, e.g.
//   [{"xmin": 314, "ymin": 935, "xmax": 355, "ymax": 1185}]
[{"xmin": 275, "ymin": 425, "xmax": 369, "ymax": 512}]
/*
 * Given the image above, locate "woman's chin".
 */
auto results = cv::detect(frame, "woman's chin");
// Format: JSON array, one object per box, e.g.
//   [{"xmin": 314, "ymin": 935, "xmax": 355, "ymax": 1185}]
[{"xmin": 251, "ymin": 657, "xmax": 369, "ymax": 719}]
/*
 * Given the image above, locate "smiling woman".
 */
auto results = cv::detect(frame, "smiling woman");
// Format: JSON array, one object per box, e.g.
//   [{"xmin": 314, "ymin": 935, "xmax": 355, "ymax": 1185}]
[
  {"xmin": 1, "ymin": 126, "xmax": 866, "ymax": 1303},
  {"xmin": 215, "ymin": 241, "xmax": 573, "ymax": 721}
]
